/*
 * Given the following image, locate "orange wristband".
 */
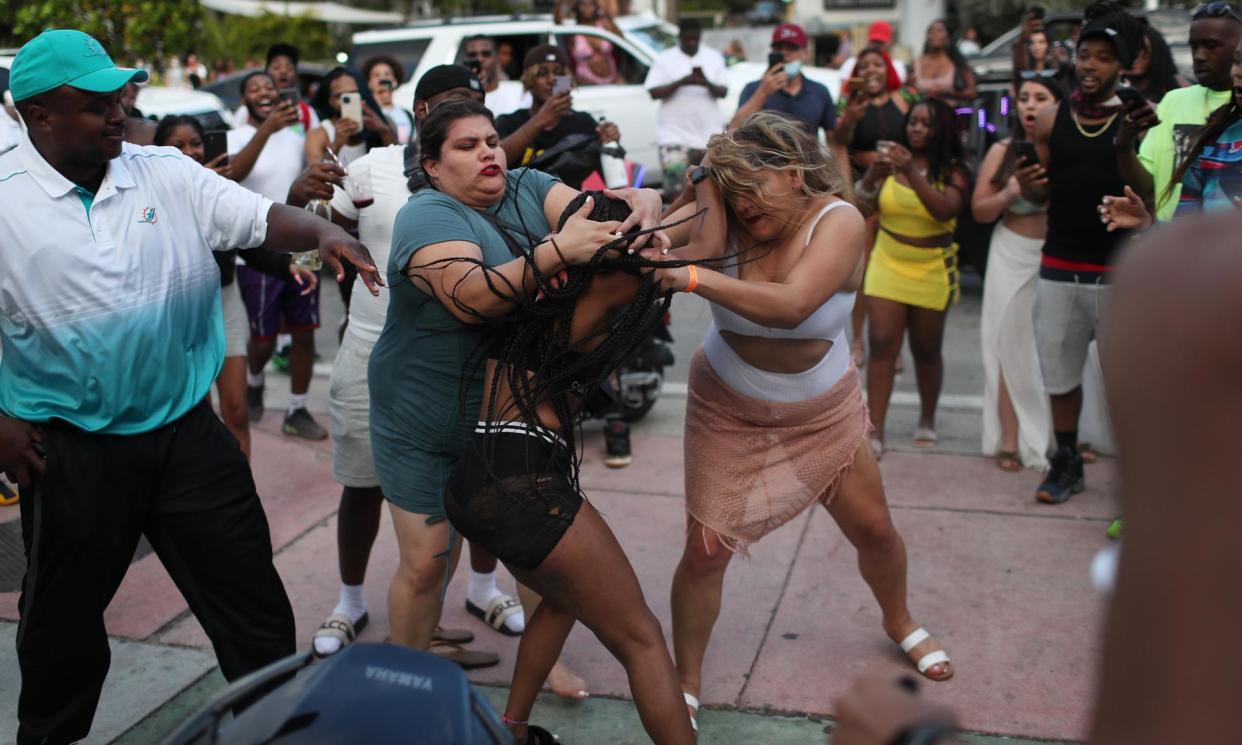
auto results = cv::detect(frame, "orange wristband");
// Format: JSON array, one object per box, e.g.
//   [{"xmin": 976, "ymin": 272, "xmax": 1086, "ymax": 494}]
[{"xmin": 684, "ymin": 265, "xmax": 698, "ymax": 294}]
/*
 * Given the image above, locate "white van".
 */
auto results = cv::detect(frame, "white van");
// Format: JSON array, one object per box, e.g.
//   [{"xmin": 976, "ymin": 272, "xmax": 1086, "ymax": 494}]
[
  {"xmin": 352, "ymin": 15, "xmax": 668, "ymax": 185},
  {"xmin": 350, "ymin": 15, "xmax": 842, "ymax": 186}
]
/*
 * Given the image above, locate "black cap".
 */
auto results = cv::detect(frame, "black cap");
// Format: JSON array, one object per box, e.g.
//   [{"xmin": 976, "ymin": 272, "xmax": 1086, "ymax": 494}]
[
  {"xmin": 266, "ymin": 43, "xmax": 300, "ymax": 68},
  {"xmin": 1079, "ymin": 20, "xmax": 1135, "ymax": 68},
  {"xmin": 522, "ymin": 44, "xmax": 572, "ymax": 71},
  {"xmin": 414, "ymin": 64, "xmax": 483, "ymax": 102}
]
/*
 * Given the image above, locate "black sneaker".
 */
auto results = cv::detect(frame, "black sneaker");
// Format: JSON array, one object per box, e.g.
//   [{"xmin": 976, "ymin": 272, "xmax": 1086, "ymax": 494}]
[
  {"xmin": 283, "ymin": 407, "xmax": 328, "ymax": 441},
  {"xmin": 246, "ymin": 384, "xmax": 265, "ymax": 423},
  {"xmin": 603, "ymin": 419, "xmax": 632, "ymax": 468},
  {"xmin": 1036, "ymin": 447, "xmax": 1085, "ymax": 504}
]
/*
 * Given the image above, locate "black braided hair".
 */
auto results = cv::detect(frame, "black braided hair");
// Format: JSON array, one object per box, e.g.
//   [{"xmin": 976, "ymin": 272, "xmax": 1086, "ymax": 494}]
[{"xmin": 403, "ymin": 169, "xmax": 717, "ymax": 494}]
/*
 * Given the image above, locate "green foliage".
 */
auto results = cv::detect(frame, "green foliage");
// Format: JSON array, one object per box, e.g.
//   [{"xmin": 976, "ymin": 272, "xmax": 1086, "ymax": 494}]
[
  {"xmin": 10, "ymin": 0, "xmax": 202, "ymax": 61},
  {"xmin": 200, "ymin": 11, "xmax": 333, "ymax": 67},
  {"xmin": 0, "ymin": 1, "xmax": 333, "ymax": 67}
]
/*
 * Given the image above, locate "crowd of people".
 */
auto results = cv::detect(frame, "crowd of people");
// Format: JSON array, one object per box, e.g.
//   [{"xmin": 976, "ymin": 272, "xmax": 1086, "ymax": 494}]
[{"xmin": 2, "ymin": 1, "xmax": 1241, "ymax": 743}]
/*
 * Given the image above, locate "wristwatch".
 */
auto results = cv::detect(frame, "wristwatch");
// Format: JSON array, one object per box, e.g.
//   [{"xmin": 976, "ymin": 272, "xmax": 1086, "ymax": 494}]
[
  {"xmin": 689, "ymin": 164, "xmax": 712, "ymax": 185},
  {"xmin": 889, "ymin": 722, "xmax": 958, "ymax": 745}
]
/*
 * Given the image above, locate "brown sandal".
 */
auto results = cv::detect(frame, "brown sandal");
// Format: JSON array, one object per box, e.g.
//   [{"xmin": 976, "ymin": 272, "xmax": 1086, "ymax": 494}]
[
  {"xmin": 996, "ymin": 451, "xmax": 1022, "ymax": 472},
  {"xmin": 432, "ymin": 626, "xmax": 474, "ymax": 645},
  {"xmin": 430, "ymin": 642, "xmax": 500, "ymax": 670}
]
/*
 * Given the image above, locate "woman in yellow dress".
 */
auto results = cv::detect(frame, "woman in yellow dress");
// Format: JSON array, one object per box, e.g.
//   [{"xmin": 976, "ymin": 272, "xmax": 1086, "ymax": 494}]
[{"xmin": 855, "ymin": 98, "xmax": 969, "ymax": 455}]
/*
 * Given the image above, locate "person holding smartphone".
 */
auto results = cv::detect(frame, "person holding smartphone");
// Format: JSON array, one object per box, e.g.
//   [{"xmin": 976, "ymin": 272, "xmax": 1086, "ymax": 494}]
[
  {"xmin": 971, "ymin": 75, "xmax": 1064, "ymax": 474},
  {"xmin": 495, "ymin": 45, "xmax": 621, "ymax": 191},
  {"xmin": 306, "ymin": 66, "xmax": 395, "ymax": 168},
  {"xmin": 1015, "ymin": 5, "xmax": 1150, "ymax": 504},
  {"xmin": 363, "ymin": 55, "xmax": 415, "ymax": 144},
  {"xmin": 644, "ymin": 19, "xmax": 728, "ymax": 201},
  {"xmin": 731, "ymin": 24, "xmax": 837, "ymax": 142}
]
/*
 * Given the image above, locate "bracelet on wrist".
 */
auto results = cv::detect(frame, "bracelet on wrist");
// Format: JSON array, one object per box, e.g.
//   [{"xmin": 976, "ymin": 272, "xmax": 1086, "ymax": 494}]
[{"xmin": 684, "ymin": 265, "xmax": 699, "ymax": 294}]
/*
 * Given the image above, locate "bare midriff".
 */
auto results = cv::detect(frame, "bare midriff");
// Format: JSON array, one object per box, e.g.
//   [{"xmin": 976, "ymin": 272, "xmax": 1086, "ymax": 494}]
[{"xmin": 718, "ymin": 332, "xmax": 834, "ymax": 374}]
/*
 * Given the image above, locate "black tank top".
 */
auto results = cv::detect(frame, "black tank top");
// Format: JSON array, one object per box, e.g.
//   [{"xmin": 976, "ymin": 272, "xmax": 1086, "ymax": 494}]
[
  {"xmin": 850, "ymin": 98, "xmax": 907, "ymax": 154},
  {"xmin": 1044, "ymin": 103, "xmax": 1130, "ymax": 266}
]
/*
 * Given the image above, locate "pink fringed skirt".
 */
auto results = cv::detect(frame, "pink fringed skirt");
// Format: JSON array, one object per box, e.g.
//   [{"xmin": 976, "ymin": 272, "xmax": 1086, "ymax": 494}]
[{"xmin": 683, "ymin": 348, "xmax": 869, "ymax": 554}]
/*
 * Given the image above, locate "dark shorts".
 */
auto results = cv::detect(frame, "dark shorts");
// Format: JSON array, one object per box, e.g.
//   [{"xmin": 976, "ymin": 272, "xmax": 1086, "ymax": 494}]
[
  {"xmin": 444, "ymin": 422, "xmax": 582, "ymax": 571},
  {"xmin": 236, "ymin": 265, "xmax": 320, "ymax": 340}
]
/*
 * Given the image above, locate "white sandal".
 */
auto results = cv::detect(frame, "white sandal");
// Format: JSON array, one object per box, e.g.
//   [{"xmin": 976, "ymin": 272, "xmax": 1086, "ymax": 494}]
[
  {"xmin": 312, "ymin": 611, "xmax": 368, "ymax": 657},
  {"xmin": 899, "ymin": 627, "xmax": 953, "ymax": 680},
  {"xmin": 466, "ymin": 594, "xmax": 525, "ymax": 637},
  {"xmin": 683, "ymin": 691, "xmax": 699, "ymax": 733}
]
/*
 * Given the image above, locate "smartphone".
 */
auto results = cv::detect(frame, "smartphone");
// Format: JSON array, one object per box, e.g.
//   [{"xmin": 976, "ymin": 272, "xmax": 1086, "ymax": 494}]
[
  {"xmin": 1011, "ymin": 139, "xmax": 1039, "ymax": 166},
  {"xmin": 340, "ymin": 92, "xmax": 363, "ymax": 125},
  {"xmin": 767, "ymin": 51, "xmax": 785, "ymax": 70},
  {"xmin": 203, "ymin": 129, "xmax": 228, "ymax": 165},
  {"xmin": 848, "ymin": 77, "xmax": 866, "ymax": 93},
  {"xmin": 277, "ymin": 88, "xmax": 299, "ymax": 108},
  {"xmin": 876, "ymin": 139, "xmax": 896, "ymax": 155},
  {"xmin": 1115, "ymin": 86, "xmax": 1145, "ymax": 109},
  {"xmin": 552, "ymin": 75, "xmax": 572, "ymax": 96},
  {"xmin": 692, "ymin": 65, "xmax": 704, "ymax": 76}
]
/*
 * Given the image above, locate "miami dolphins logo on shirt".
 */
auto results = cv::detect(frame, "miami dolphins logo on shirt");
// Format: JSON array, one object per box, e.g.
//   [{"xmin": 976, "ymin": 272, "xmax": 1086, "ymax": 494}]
[{"xmin": 137, "ymin": 207, "xmax": 158, "ymax": 224}]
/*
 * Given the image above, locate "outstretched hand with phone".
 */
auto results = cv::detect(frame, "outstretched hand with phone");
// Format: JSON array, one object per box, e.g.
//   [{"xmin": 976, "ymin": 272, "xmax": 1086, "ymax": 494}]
[{"xmin": 758, "ymin": 62, "xmax": 789, "ymax": 96}]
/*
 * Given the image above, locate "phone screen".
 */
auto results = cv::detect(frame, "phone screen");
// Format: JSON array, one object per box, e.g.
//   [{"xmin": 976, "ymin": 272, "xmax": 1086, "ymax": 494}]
[
  {"xmin": 203, "ymin": 130, "xmax": 228, "ymax": 165},
  {"xmin": 1012, "ymin": 140, "xmax": 1039, "ymax": 165},
  {"xmin": 849, "ymin": 77, "xmax": 866, "ymax": 92},
  {"xmin": 767, "ymin": 51, "xmax": 785, "ymax": 70},
  {"xmin": 1115, "ymin": 87, "xmax": 1144, "ymax": 109},
  {"xmin": 278, "ymin": 88, "xmax": 299, "ymax": 107},
  {"xmin": 552, "ymin": 76, "xmax": 572, "ymax": 96},
  {"xmin": 340, "ymin": 92, "xmax": 363, "ymax": 125}
]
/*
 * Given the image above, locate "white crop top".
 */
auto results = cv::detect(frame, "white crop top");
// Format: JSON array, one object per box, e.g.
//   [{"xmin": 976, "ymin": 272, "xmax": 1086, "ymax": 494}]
[{"xmin": 709, "ymin": 200, "xmax": 857, "ymax": 341}]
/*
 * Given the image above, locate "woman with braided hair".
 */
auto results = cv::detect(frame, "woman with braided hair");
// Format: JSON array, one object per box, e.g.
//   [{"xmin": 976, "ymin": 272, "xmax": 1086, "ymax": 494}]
[
  {"xmin": 366, "ymin": 98, "xmax": 666, "ymax": 669},
  {"xmin": 650, "ymin": 111, "xmax": 953, "ymax": 734}
]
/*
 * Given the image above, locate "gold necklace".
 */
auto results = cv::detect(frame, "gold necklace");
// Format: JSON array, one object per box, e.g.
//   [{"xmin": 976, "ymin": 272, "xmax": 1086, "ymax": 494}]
[{"xmin": 1072, "ymin": 110, "xmax": 1118, "ymax": 138}]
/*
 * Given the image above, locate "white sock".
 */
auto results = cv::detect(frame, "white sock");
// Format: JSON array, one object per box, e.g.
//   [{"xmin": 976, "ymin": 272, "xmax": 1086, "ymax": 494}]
[
  {"xmin": 276, "ymin": 333, "xmax": 292, "ymax": 354},
  {"xmin": 468, "ymin": 570, "xmax": 525, "ymax": 633},
  {"xmin": 288, "ymin": 393, "xmax": 307, "ymax": 414},
  {"xmin": 336, "ymin": 583, "xmax": 367, "ymax": 621},
  {"xmin": 246, "ymin": 369, "xmax": 264, "ymax": 388},
  {"xmin": 468, "ymin": 570, "xmax": 498, "ymax": 606},
  {"xmin": 313, "ymin": 584, "xmax": 367, "ymax": 657}
]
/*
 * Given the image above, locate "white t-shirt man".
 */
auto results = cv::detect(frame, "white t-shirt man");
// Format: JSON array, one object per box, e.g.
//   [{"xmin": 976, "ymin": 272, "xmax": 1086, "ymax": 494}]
[
  {"xmin": 485, "ymin": 82, "xmax": 530, "ymax": 118},
  {"xmin": 227, "ymin": 123, "xmax": 306, "ymax": 203},
  {"xmin": 328, "ymin": 144, "xmax": 405, "ymax": 345},
  {"xmin": 643, "ymin": 45, "xmax": 728, "ymax": 149}
]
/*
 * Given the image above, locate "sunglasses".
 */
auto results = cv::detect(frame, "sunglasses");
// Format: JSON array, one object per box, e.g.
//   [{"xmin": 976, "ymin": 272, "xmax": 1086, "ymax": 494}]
[
  {"xmin": 1019, "ymin": 68, "xmax": 1058, "ymax": 79},
  {"xmin": 1193, "ymin": 1, "xmax": 1242, "ymax": 22},
  {"xmin": 467, "ymin": 50, "xmax": 495, "ymax": 59}
]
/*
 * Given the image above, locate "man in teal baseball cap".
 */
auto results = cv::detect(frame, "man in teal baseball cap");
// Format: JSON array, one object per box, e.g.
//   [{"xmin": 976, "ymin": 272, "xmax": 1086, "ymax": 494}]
[
  {"xmin": 2, "ymin": 28, "xmax": 385, "ymax": 745},
  {"xmin": 11, "ymin": 29, "xmax": 149, "ymax": 188}
]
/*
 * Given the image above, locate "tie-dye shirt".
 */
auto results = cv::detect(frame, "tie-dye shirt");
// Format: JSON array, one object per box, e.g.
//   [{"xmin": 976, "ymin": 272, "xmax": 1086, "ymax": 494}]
[{"xmin": 1174, "ymin": 119, "xmax": 1242, "ymax": 218}]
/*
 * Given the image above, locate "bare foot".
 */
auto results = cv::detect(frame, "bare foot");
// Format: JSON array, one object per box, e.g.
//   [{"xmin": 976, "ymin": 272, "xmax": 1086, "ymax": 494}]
[
  {"xmin": 885, "ymin": 620, "xmax": 953, "ymax": 681},
  {"xmin": 546, "ymin": 661, "xmax": 589, "ymax": 700}
]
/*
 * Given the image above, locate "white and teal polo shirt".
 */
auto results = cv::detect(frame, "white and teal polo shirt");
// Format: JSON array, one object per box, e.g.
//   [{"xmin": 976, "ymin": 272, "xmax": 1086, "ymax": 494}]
[{"xmin": 0, "ymin": 136, "xmax": 273, "ymax": 434}]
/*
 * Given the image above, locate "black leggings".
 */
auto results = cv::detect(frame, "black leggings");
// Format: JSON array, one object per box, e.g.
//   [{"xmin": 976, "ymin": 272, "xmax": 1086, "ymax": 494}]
[{"xmin": 444, "ymin": 423, "xmax": 583, "ymax": 571}]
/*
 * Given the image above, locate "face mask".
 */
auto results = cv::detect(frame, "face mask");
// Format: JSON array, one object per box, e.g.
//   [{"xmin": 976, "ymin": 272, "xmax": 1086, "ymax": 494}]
[{"xmin": 784, "ymin": 60, "xmax": 803, "ymax": 77}]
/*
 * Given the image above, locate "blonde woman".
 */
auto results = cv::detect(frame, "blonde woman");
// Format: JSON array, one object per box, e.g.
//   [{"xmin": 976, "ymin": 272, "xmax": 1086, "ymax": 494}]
[{"xmin": 652, "ymin": 112, "xmax": 953, "ymax": 733}]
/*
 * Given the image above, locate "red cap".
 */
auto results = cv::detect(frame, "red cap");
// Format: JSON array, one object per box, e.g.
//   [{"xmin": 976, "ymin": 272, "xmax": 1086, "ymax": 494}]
[
  {"xmin": 771, "ymin": 23, "xmax": 808, "ymax": 49},
  {"xmin": 868, "ymin": 21, "xmax": 893, "ymax": 44}
]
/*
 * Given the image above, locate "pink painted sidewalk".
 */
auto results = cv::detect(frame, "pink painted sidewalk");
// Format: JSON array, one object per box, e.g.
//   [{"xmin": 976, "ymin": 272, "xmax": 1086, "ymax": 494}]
[{"xmin": 0, "ymin": 416, "xmax": 1119, "ymax": 742}]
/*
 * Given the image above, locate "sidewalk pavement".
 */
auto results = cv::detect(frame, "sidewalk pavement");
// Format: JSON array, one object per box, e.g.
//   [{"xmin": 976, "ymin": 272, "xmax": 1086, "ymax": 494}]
[{"xmin": 0, "ymin": 391, "xmax": 1118, "ymax": 744}]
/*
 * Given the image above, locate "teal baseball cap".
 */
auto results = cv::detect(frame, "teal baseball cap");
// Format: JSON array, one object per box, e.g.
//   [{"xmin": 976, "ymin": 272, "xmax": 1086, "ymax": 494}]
[{"xmin": 9, "ymin": 29, "xmax": 148, "ymax": 102}]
